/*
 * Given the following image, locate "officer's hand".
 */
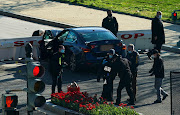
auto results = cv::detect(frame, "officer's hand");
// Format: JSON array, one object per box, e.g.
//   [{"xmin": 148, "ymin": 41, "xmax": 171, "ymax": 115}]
[
  {"xmin": 149, "ymin": 69, "xmax": 153, "ymax": 73},
  {"xmin": 150, "ymin": 73, "xmax": 154, "ymax": 76},
  {"xmin": 154, "ymin": 36, "xmax": 157, "ymax": 40},
  {"xmin": 62, "ymin": 62, "xmax": 68, "ymax": 68},
  {"xmin": 102, "ymin": 59, "xmax": 108, "ymax": 65}
]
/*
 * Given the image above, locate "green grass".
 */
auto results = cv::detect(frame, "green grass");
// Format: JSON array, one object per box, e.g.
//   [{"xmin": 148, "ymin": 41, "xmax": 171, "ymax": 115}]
[{"xmin": 57, "ymin": 0, "xmax": 180, "ymax": 22}]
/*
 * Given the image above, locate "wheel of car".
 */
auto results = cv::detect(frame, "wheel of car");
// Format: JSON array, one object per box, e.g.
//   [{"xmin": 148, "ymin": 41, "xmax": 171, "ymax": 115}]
[{"xmin": 70, "ymin": 54, "xmax": 78, "ymax": 72}]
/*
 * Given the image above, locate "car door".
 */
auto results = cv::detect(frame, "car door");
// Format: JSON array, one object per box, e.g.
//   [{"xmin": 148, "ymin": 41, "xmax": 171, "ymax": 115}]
[
  {"xmin": 64, "ymin": 31, "xmax": 79, "ymax": 52},
  {"xmin": 43, "ymin": 30, "xmax": 53, "ymax": 46}
]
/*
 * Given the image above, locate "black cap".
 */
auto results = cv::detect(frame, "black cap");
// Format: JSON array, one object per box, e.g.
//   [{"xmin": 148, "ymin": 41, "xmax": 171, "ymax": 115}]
[{"xmin": 152, "ymin": 49, "xmax": 159, "ymax": 54}]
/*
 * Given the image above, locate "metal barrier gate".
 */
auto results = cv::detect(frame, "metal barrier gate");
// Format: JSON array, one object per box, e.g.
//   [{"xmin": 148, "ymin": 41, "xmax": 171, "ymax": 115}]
[{"xmin": 170, "ymin": 70, "xmax": 180, "ymax": 115}]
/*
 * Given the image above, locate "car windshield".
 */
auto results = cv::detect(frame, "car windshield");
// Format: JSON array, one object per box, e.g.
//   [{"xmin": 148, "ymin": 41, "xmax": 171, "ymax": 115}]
[{"xmin": 80, "ymin": 31, "xmax": 117, "ymax": 42}]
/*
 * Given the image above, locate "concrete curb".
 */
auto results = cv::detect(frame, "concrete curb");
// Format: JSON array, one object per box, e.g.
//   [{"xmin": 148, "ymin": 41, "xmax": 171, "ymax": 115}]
[
  {"xmin": 0, "ymin": 10, "xmax": 179, "ymax": 54},
  {"xmin": 42, "ymin": 100, "xmax": 144, "ymax": 115},
  {"xmin": 162, "ymin": 45, "xmax": 180, "ymax": 54},
  {"xmin": 42, "ymin": 100, "xmax": 83, "ymax": 115},
  {"xmin": 0, "ymin": 10, "xmax": 78, "ymax": 28}
]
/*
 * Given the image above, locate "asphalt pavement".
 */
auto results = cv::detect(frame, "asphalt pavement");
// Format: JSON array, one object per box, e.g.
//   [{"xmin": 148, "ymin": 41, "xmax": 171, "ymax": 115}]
[
  {"xmin": 0, "ymin": 50, "xmax": 180, "ymax": 115},
  {"xmin": 0, "ymin": 15, "xmax": 179, "ymax": 115},
  {"xmin": 0, "ymin": 16, "xmax": 62, "ymax": 115},
  {"xmin": 0, "ymin": 16, "xmax": 60, "ymax": 39},
  {"xmin": 1, "ymin": 0, "xmax": 180, "ymax": 46}
]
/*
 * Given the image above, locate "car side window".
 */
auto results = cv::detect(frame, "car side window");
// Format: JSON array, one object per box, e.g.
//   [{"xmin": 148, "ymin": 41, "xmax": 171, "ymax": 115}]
[
  {"xmin": 44, "ymin": 30, "xmax": 52, "ymax": 40},
  {"xmin": 66, "ymin": 31, "xmax": 78, "ymax": 43},
  {"xmin": 58, "ymin": 31, "xmax": 69, "ymax": 41}
]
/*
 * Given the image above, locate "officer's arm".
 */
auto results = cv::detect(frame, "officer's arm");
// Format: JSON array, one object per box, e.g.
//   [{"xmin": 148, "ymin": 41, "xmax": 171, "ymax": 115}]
[
  {"xmin": 152, "ymin": 20, "xmax": 158, "ymax": 37},
  {"xmin": 114, "ymin": 17, "xmax": 119, "ymax": 32},
  {"xmin": 149, "ymin": 63, "xmax": 155, "ymax": 74},
  {"xmin": 62, "ymin": 54, "xmax": 68, "ymax": 67},
  {"xmin": 158, "ymin": 59, "xmax": 164, "ymax": 72},
  {"xmin": 135, "ymin": 52, "xmax": 140, "ymax": 67},
  {"xmin": 102, "ymin": 19, "xmax": 106, "ymax": 28}
]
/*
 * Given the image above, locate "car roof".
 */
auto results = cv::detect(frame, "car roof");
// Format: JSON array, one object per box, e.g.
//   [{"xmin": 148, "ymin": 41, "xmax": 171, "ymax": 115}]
[
  {"xmin": 50, "ymin": 30, "xmax": 62, "ymax": 37},
  {"xmin": 69, "ymin": 27, "xmax": 109, "ymax": 33}
]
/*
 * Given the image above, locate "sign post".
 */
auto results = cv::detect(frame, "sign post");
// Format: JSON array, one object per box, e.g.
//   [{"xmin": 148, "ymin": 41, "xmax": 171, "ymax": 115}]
[{"xmin": 26, "ymin": 61, "xmax": 46, "ymax": 115}]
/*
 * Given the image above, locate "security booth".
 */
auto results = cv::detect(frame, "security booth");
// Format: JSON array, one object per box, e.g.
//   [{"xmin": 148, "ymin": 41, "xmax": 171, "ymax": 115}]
[
  {"xmin": 2, "ymin": 93, "xmax": 19, "ymax": 115},
  {"xmin": 170, "ymin": 70, "xmax": 180, "ymax": 115}
]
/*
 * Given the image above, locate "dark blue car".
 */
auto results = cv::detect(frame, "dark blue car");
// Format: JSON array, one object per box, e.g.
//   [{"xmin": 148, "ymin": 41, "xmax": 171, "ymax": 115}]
[{"xmin": 42, "ymin": 27, "xmax": 126, "ymax": 72}]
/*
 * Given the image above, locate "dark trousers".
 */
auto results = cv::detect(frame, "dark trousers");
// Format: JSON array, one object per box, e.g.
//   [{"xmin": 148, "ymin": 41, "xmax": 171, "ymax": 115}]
[
  {"xmin": 116, "ymin": 82, "xmax": 134, "ymax": 104},
  {"xmin": 101, "ymin": 78, "xmax": 113, "ymax": 101},
  {"xmin": 52, "ymin": 74, "xmax": 62, "ymax": 94},
  {"xmin": 154, "ymin": 44, "xmax": 163, "ymax": 53},
  {"xmin": 132, "ymin": 72, "xmax": 137, "ymax": 99}
]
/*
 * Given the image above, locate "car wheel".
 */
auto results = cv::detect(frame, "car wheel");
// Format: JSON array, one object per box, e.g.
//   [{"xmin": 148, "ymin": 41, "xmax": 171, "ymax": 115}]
[{"xmin": 70, "ymin": 54, "xmax": 78, "ymax": 72}]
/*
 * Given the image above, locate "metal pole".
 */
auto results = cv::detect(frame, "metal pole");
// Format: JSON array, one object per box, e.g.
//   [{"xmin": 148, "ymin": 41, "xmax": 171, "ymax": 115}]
[
  {"xmin": 2, "ymin": 94, "xmax": 5, "ymax": 115},
  {"xmin": 170, "ymin": 71, "xmax": 173, "ymax": 115}
]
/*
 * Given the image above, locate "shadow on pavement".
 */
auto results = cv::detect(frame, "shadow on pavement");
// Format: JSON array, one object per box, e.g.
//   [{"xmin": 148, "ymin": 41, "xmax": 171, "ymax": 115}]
[{"xmin": 0, "ymin": 0, "xmax": 54, "ymax": 13}]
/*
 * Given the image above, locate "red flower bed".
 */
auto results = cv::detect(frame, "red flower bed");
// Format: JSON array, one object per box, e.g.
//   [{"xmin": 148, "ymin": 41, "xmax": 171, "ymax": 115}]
[
  {"xmin": 51, "ymin": 91, "xmax": 101, "ymax": 111},
  {"xmin": 51, "ymin": 91, "xmax": 138, "ymax": 115}
]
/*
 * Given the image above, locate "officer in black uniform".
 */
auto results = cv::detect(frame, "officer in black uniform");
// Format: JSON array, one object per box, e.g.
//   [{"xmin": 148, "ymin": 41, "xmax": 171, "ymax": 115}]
[
  {"xmin": 115, "ymin": 56, "xmax": 135, "ymax": 105},
  {"xmin": 126, "ymin": 44, "xmax": 139, "ymax": 101},
  {"xmin": 147, "ymin": 11, "xmax": 165, "ymax": 59},
  {"xmin": 101, "ymin": 49, "xmax": 118, "ymax": 101},
  {"xmin": 102, "ymin": 10, "xmax": 119, "ymax": 36},
  {"xmin": 49, "ymin": 45, "xmax": 65, "ymax": 94}
]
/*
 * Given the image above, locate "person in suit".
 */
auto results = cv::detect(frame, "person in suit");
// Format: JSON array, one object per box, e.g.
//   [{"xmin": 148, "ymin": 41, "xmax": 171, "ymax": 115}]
[
  {"xmin": 147, "ymin": 11, "xmax": 165, "ymax": 59},
  {"xmin": 102, "ymin": 10, "xmax": 119, "ymax": 36}
]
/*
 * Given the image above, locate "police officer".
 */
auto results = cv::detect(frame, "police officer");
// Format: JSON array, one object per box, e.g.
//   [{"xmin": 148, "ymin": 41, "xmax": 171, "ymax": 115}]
[
  {"xmin": 49, "ymin": 45, "xmax": 65, "ymax": 94},
  {"xmin": 115, "ymin": 56, "xmax": 135, "ymax": 105},
  {"xmin": 102, "ymin": 10, "xmax": 119, "ymax": 36},
  {"xmin": 149, "ymin": 50, "xmax": 168, "ymax": 103},
  {"xmin": 126, "ymin": 44, "xmax": 139, "ymax": 101},
  {"xmin": 101, "ymin": 49, "xmax": 118, "ymax": 101},
  {"xmin": 32, "ymin": 29, "xmax": 45, "ymax": 36},
  {"xmin": 147, "ymin": 11, "xmax": 165, "ymax": 59}
]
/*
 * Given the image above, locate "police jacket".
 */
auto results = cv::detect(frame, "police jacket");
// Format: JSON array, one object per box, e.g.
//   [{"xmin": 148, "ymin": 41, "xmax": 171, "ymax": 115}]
[
  {"xmin": 150, "ymin": 56, "xmax": 164, "ymax": 78},
  {"xmin": 103, "ymin": 54, "xmax": 119, "ymax": 80},
  {"xmin": 51, "ymin": 38, "xmax": 64, "ymax": 53},
  {"xmin": 111, "ymin": 56, "xmax": 132, "ymax": 84},
  {"xmin": 126, "ymin": 51, "xmax": 139, "ymax": 73},
  {"xmin": 102, "ymin": 16, "xmax": 118, "ymax": 35},
  {"xmin": 151, "ymin": 17, "xmax": 165, "ymax": 44},
  {"xmin": 49, "ymin": 52, "xmax": 65, "ymax": 76}
]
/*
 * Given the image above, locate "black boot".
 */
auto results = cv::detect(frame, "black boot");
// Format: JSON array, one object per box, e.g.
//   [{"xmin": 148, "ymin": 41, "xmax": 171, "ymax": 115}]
[{"xmin": 115, "ymin": 98, "xmax": 121, "ymax": 105}]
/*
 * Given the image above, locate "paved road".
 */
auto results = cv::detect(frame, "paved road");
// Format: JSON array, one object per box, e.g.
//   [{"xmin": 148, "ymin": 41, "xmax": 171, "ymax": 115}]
[
  {"xmin": 1, "ymin": 0, "xmax": 180, "ymax": 46},
  {"xmin": 0, "ymin": 16, "xmax": 60, "ymax": 39},
  {"xmin": 0, "ymin": 50, "xmax": 180, "ymax": 115},
  {"xmin": 0, "ymin": 16, "xmax": 179, "ymax": 115},
  {"xmin": 0, "ymin": 16, "xmax": 62, "ymax": 115}
]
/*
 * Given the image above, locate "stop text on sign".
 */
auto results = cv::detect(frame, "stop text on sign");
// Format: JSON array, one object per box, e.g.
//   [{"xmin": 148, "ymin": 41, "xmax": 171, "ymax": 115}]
[
  {"xmin": 14, "ymin": 40, "xmax": 42, "ymax": 47},
  {"xmin": 120, "ymin": 33, "xmax": 145, "ymax": 39}
]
